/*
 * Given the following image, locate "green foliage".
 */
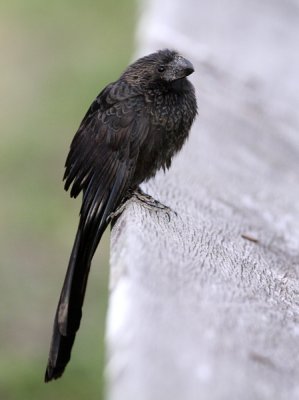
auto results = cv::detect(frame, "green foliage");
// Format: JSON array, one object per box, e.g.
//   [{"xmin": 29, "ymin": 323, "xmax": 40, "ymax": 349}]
[{"xmin": 0, "ymin": 0, "xmax": 136, "ymax": 398}]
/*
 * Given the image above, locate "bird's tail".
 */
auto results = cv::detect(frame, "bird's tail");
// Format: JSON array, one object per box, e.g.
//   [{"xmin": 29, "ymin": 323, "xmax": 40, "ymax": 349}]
[
  {"xmin": 45, "ymin": 164, "xmax": 128, "ymax": 382},
  {"xmin": 44, "ymin": 219, "xmax": 107, "ymax": 382}
]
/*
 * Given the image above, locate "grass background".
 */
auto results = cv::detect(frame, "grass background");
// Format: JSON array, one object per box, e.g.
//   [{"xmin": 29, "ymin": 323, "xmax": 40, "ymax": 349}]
[{"xmin": 0, "ymin": 1, "xmax": 136, "ymax": 398}]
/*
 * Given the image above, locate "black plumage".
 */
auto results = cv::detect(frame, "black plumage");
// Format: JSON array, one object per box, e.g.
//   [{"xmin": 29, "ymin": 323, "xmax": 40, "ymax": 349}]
[{"xmin": 45, "ymin": 49, "xmax": 197, "ymax": 382}]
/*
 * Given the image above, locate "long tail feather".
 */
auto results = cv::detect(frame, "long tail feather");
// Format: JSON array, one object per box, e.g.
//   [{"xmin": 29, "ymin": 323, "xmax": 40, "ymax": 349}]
[{"xmin": 45, "ymin": 216, "xmax": 108, "ymax": 382}]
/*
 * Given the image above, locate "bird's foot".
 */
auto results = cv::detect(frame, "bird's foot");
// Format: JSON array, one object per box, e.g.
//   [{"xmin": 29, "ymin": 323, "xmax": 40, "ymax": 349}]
[
  {"xmin": 108, "ymin": 201, "xmax": 128, "ymax": 221},
  {"xmin": 132, "ymin": 188, "xmax": 169, "ymax": 210},
  {"xmin": 108, "ymin": 188, "xmax": 176, "ymax": 222},
  {"xmin": 132, "ymin": 188, "xmax": 176, "ymax": 221}
]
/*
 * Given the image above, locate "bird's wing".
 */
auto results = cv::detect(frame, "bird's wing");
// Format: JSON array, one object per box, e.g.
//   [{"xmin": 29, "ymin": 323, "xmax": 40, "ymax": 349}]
[
  {"xmin": 62, "ymin": 90, "xmax": 150, "ymax": 335},
  {"xmin": 45, "ymin": 88, "xmax": 149, "ymax": 381}
]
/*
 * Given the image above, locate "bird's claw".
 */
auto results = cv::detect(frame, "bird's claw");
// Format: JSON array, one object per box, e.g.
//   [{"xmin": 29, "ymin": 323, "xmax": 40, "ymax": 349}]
[
  {"xmin": 132, "ymin": 188, "xmax": 176, "ymax": 221},
  {"xmin": 108, "ymin": 203, "xmax": 127, "ymax": 221},
  {"xmin": 108, "ymin": 188, "xmax": 176, "ymax": 222}
]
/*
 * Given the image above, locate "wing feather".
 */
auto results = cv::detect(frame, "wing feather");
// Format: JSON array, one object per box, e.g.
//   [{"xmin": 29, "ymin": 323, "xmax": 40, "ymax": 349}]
[
  {"xmin": 45, "ymin": 85, "xmax": 150, "ymax": 381},
  {"xmin": 59, "ymin": 90, "xmax": 149, "ymax": 335}
]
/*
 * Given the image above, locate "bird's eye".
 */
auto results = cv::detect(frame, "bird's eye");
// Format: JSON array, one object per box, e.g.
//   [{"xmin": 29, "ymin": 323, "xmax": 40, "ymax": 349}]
[{"xmin": 157, "ymin": 65, "xmax": 165, "ymax": 73}]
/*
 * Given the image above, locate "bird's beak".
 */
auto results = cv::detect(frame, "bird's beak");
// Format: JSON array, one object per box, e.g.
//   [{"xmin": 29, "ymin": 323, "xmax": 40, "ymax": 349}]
[{"xmin": 174, "ymin": 56, "xmax": 194, "ymax": 79}]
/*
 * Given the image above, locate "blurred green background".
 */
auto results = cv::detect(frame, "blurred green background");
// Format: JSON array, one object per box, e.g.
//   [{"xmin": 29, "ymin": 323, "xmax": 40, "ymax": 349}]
[{"xmin": 0, "ymin": 1, "xmax": 136, "ymax": 398}]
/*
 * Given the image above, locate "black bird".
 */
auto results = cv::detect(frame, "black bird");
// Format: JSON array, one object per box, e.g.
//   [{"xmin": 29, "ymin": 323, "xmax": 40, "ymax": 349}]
[{"xmin": 45, "ymin": 49, "xmax": 197, "ymax": 382}]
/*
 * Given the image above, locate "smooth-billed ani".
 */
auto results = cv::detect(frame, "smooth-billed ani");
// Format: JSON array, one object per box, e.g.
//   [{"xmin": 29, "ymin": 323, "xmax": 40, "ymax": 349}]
[{"xmin": 45, "ymin": 49, "xmax": 197, "ymax": 382}]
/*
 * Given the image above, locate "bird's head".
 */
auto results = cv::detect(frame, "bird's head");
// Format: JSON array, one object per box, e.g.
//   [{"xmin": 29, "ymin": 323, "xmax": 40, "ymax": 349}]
[{"xmin": 123, "ymin": 49, "xmax": 194, "ymax": 88}]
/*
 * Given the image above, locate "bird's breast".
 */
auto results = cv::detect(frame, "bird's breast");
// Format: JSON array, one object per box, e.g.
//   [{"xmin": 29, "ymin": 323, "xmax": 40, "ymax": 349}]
[{"xmin": 131, "ymin": 81, "xmax": 197, "ymax": 186}]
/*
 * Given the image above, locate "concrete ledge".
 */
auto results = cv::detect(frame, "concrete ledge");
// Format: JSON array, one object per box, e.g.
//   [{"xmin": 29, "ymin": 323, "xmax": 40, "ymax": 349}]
[{"xmin": 106, "ymin": 1, "xmax": 299, "ymax": 399}]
